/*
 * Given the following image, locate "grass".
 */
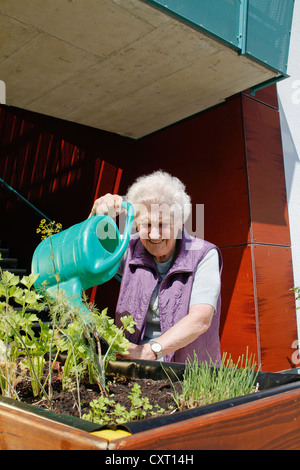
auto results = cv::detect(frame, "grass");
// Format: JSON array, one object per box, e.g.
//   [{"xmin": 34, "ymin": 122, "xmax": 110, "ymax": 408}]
[{"xmin": 168, "ymin": 349, "xmax": 260, "ymax": 411}]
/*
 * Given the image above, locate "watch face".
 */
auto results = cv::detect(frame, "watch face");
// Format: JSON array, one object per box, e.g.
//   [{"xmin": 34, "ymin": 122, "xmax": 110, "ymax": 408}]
[{"xmin": 151, "ymin": 342, "xmax": 162, "ymax": 353}]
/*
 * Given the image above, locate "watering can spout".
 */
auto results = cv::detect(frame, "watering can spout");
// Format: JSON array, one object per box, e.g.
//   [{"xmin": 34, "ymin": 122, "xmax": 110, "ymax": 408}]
[{"xmin": 31, "ymin": 201, "xmax": 134, "ymax": 317}]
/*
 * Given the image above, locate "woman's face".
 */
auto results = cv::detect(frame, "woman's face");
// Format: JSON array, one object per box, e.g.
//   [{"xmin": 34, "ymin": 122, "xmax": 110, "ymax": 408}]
[{"xmin": 136, "ymin": 203, "xmax": 181, "ymax": 262}]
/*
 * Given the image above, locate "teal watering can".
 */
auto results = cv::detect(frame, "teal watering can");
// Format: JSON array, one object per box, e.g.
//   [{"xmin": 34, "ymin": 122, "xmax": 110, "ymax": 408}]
[{"xmin": 31, "ymin": 201, "xmax": 134, "ymax": 321}]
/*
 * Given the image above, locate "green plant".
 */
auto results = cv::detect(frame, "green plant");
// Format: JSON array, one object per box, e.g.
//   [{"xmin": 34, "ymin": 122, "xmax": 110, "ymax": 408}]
[
  {"xmin": 0, "ymin": 270, "xmax": 47, "ymax": 398},
  {"xmin": 36, "ymin": 219, "xmax": 63, "ymax": 291},
  {"xmin": 167, "ymin": 350, "xmax": 260, "ymax": 411},
  {"xmin": 0, "ymin": 265, "xmax": 69, "ymax": 402},
  {"xmin": 82, "ymin": 383, "xmax": 165, "ymax": 425},
  {"xmin": 19, "ymin": 321, "xmax": 65, "ymax": 398},
  {"xmin": 35, "ymin": 218, "xmax": 136, "ymax": 400},
  {"xmin": 36, "ymin": 279, "xmax": 136, "ymax": 420},
  {"xmin": 36, "ymin": 219, "xmax": 63, "ymax": 240},
  {"xmin": 0, "ymin": 219, "xmax": 138, "ymax": 417},
  {"xmin": 59, "ymin": 302, "xmax": 136, "ymax": 395},
  {"xmin": 291, "ymin": 286, "xmax": 300, "ymax": 309},
  {"xmin": 0, "ymin": 266, "xmax": 136, "ymax": 412}
]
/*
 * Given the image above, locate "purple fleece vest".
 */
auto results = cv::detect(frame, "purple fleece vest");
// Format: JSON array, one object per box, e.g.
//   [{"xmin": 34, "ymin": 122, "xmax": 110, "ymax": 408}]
[{"xmin": 115, "ymin": 228, "xmax": 222, "ymax": 364}]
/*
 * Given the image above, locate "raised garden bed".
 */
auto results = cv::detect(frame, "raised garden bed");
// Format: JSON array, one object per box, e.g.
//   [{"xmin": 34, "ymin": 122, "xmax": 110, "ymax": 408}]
[{"xmin": 1, "ymin": 359, "xmax": 300, "ymax": 450}]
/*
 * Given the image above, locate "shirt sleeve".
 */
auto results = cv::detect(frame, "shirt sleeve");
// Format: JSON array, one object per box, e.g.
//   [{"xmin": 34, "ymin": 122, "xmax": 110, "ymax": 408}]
[{"xmin": 189, "ymin": 248, "xmax": 221, "ymax": 313}]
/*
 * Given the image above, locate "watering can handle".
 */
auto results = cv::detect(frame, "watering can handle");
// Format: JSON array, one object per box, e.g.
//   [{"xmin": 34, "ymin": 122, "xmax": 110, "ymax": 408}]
[
  {"xmin": 99, "ymin": 200, "xmax": 135, "ymax": 271},
  {"xmin": 119, "ymin": 200, "xmax": 135, "ymax": 255}
]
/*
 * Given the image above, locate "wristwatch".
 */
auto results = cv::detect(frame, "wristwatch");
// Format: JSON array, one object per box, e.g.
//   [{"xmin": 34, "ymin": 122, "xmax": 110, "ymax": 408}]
[{"xmin": 149, "ymin": 340, "xmax": 163, "ymax": 360}]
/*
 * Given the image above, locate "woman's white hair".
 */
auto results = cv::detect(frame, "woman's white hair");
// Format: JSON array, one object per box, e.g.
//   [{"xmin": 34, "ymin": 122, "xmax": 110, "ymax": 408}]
[{"xmin": 126, "ymin": 170, "xmax": 191, "ymax": 224}]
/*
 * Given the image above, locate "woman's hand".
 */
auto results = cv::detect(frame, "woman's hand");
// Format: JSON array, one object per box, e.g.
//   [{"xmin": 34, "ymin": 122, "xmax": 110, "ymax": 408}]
[
  {"xmin": 117, "ymin": 342, "xmax": 156, "ymax": 361},
  {"xmin": 89, "ymin": 193, "xmax": 123, "ymax": 218}
]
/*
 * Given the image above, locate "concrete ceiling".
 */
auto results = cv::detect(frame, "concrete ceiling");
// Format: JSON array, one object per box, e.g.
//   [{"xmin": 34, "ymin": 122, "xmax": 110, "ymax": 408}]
[{"xmin": 0, "ymin": 0, "xmax": 278, "ymax": 138}]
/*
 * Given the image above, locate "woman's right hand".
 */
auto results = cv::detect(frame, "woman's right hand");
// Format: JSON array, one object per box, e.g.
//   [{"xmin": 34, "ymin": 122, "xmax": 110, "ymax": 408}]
[{"xmin": 89, "ymin": 193, "xmax": 123, "ymax": 218}]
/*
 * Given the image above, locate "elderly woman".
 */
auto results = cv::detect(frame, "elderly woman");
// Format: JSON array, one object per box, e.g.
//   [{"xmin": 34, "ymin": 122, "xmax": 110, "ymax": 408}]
[{"xmin": 90, "ymin": 171, "xmax": 222, "ymax": 364}]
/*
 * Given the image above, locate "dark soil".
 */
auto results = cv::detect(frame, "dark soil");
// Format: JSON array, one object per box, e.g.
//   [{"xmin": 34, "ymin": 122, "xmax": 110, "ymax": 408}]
[{"xmin": 16, "ymin": 366, "xmax": 180, "ymax": 422}]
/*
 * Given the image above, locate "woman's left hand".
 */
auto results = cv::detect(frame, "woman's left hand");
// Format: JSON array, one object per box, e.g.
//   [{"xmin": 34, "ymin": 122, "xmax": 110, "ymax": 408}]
[{"xmin": 117, "ymin": 342, "xmax": 156, "ymax": 361}]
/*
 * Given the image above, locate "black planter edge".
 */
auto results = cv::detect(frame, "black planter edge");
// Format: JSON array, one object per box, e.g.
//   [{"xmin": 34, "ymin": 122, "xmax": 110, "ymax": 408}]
[{"xmin": 0, "ymin": 394, "xmax": 101, "ymax": 433}]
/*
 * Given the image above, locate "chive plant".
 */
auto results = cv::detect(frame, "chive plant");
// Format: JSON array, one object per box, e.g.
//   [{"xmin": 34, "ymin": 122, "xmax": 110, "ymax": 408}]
[{"xmin": 170, "ymin": 349, "xmax": 260, "ymax": 411}]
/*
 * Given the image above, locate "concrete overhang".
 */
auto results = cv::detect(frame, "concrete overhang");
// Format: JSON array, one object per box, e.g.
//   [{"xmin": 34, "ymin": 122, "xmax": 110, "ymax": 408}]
[{"xmin": 0, "ymin": 0, "xmax": 280, "ymax": 138}]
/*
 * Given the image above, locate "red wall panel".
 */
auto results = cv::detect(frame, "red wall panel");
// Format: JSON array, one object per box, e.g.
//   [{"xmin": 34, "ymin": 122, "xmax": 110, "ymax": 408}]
[
  {"xmin": 220, "ymin": 245, "xmax": 259, "ymax": 363},
  {"xmin": 242, "ymin": 94, "xmax": 297, "ymax": 371},
  {"xmin": 220, "ymin": 243, "xmax": 297, "ymax": 371},
  {"xmin": 253, "ymin": 244, "xmax": 296, "ymax": 370},
  {"xmin": 0, "ymin": 105, "xmax": 132, "ymax": 271},
  {"xmin": 243, "ymin": 95, "xmax": 291, "ymax": 246}
]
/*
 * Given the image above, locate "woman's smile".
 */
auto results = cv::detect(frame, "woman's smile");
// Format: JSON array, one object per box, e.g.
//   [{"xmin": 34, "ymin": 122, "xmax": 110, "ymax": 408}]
[
  {"xmin": 142, "ymin": 233, "xmax": 177, "ymax": 262},
  {"xmin": 148, "ymin": 238, "xmax": 163, "ymax": 244}
]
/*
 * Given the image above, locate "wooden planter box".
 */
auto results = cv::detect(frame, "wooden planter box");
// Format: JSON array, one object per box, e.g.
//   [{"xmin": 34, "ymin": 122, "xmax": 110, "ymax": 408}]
[{"xmin": 1, "ymin": 360, "xmax": 300, "ymax": 450}]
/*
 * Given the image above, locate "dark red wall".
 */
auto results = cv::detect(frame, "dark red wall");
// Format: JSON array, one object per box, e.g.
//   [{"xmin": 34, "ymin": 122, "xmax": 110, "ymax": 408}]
[{"xmin": 0, "ymin": 105, "xmax": 134, "ymax": 269}]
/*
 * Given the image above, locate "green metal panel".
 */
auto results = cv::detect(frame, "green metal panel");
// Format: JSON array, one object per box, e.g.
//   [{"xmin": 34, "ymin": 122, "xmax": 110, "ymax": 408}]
[
  {"xmin": 144, "ymin": 0, "xmax": 242, "ymax": 49},
  {"xmin": 143, "ymin": 0, "xmax": 294, "ymax": 74},
  {"xmin": 246, "ymin": 0, "xmax": 294, "ymax": 74}
]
